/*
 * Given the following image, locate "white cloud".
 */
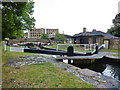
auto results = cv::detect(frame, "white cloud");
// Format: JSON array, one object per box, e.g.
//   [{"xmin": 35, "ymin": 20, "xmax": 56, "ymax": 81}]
[{"xmin": 33, "ymin": 0, "xmax": 119, "ymax": 35}]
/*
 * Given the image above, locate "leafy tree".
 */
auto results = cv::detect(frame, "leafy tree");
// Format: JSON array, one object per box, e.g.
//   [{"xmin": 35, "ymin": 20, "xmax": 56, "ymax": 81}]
[
  {"xmin": 107, "ymin": 13, "xmax": 120, "ymax": 37},
  {"xmin": 2, "ymin": 1, "xmax": 35, "ymax": 40},
  {"xmin": 41, "ymin": 34, "xmax": 49, "ymax": 40},
  {"xmin": 113, "ymin": 13, "xmax": 120, "ymax": 26},
  {"xmin": 107, "ymin": 25, "xmax": 120, "ymax": 37},
  {"xmin": 54, "ymin": 33, "xmax": 66, "ymax": 42}
]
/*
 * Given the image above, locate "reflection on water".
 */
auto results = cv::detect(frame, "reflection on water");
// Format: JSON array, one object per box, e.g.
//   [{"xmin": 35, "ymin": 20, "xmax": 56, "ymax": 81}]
[{"xmin": 63, "ymin": 59, "xmax": 120, "ymax": 81}]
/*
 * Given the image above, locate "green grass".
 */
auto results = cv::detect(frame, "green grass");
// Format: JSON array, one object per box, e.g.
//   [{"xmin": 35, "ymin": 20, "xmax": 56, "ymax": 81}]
[
  {"xmin": 1, "ymin": 45, "xmax": 39, "ymax": 64},
  {"xmin": 111, "ymin": 53, "xmax": 120, "ymax": 57},
  {"xmin": 47, "ymin": 45, "xmax": 68, "ymax": 50},
  {"xmin": 3, "ymin": 63, "xmax": 95, "ymax": 88},
  {"xmin": 2, "ymin": 51, "xmax": 38, "ymax": 64},
  {"xmin": 2, "ymin": 49, "xmax": 95, "ymax": 88},
  {"xmin": 47, "ymin": 45, "xmax": 57, "ymax": 49},
  {"xmin": 6, "ymin": 46, "xmax": 10, "ymax": 51},
  {"xmin": 101, "ymin": 49, "xmax": 120, "ymax": 52}
]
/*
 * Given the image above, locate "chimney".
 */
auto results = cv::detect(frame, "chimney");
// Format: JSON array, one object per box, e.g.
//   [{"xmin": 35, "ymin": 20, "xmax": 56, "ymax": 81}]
[
  {"xmin": 83, "ymin": 27, "xmax": 86, "ymax": 33},
  {"xmin": 92, "ymin": 29, "xmax": 96, "ymax": 32}
]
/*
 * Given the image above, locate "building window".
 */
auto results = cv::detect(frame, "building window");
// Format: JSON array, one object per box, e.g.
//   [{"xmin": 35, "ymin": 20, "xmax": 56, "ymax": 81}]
[{"xmin": 80, "ymin": 37, "xmax": 88, "ymax": 44}]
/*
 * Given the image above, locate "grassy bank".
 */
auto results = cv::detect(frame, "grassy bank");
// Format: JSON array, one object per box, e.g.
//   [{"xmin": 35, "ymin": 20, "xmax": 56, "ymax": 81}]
[
  {"xmin": 111, "ymin": 54, "xmax": 120, "ymax": 57},
  {"xmin": 101, "ymin": 49, "xmax": 120, "ymax": 52},
  {"xmin": 3, "ymin": 63, "xmax": 95, "ymax": 88},
  {"xmin": 2, "ymin": 51, "xmax": 95, "ymax": 88},
  {"xmin": 2, "ymin": 51, "xmax": 38, "ymax": 64}
]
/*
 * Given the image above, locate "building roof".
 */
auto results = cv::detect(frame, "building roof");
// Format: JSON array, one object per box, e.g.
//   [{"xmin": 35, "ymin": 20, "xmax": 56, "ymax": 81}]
[
  {"xmin": 64, "ymin": 34, "xmax": 73, "ymax": 38},
  {"xmin": 73, "ymin": 31, "xmax": 120, "ymax": 39}
]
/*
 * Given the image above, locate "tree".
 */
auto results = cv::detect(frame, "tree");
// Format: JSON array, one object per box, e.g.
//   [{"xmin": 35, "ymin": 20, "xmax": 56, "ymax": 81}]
[
  {"xmin": 107, "ymin": 25, "xmax": 120, "ymax": 37},
  {"xmin": 41, "ymin": 34, "xmax": 49, "ymax": 40},
  {"xmin": 2, "ymin": 1, "xmax": 35, "ymax": 40},
  {"xmin": 113, "ymin": 13, "xmax": 120, "ymax": 26},
  {"xmin": 54, "ymin": 33, "xmax": 66, "ymax": 42},
  {"xmin": 107, "ymin": 13, "xmax": 120, "ymax": 37}
]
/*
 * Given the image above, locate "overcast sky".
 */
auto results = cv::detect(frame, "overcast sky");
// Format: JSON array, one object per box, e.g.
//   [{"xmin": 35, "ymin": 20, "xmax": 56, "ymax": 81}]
[{"xmin": 33, "ymin": 0, "xmax": 119, "ymax": 35}]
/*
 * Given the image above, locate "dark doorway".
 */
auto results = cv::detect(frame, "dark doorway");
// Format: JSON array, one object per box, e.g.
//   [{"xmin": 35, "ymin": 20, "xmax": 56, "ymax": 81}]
[{"xmin": 74, "ymin": 38, "xmax": 76, "ymax": 44}]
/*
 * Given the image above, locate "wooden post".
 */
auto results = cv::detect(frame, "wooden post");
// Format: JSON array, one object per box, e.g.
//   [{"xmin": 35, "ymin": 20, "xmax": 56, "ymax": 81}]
[
  {"xmin": 68, "ymin": 59, "xmax": 71, "ymax": 64},
  {"xmin": 94, "ymin": 44, "xmax": 98, "ymax": 54},
  {"xmin": 67, "ymin": 46, "xmax": 74, "ymax": 64}
]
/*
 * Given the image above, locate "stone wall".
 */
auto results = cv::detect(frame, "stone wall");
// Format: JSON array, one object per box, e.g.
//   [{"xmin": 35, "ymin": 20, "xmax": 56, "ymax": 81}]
[
  {"xmin": 76, "ymin": 36, "xmax": 104, "ymax": 45},
  {"xmin": 102, "ymin": 37, "xmax": 120, "ymax": 49},
  {"xmin": 89, "ymin": 38, "xmax": 92, "ymax": 44},
  {"xmin": 9, "ymin": 38, "xmax": 50, "ymax": 45},
  {"xmin": 109, "ymin": 38, "xmax": 120, "ymax": 49},
  {"xmin": 96, "ymin": 37, "xmax": 103, "ymax": 45}
]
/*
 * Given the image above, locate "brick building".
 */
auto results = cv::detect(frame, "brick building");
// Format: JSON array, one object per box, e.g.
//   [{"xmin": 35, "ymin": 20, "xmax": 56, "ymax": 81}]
[
  {"xmin": 27, "ymin": 28, "xmax": 59, "ymax": 39},
  {"xmin": 46, "ymin": 29, "xmax": 59, "ymax": 34},
  {"xmin": 73, "ymin": 28, "xmax": 120, "ymax": 49},
  {"xmin": 28, "ymin": 28, "xmax": 45, "ymax": 38},
  {"xmin": 46, "ymin": 29, "xmax": 59, "ymax": 39}
]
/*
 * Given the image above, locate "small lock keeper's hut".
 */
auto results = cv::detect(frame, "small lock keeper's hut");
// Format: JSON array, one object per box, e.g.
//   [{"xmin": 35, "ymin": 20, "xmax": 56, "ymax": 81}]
[{"xmin": 73, "ymin": 28, "xmax": 120, "ymax": 49}]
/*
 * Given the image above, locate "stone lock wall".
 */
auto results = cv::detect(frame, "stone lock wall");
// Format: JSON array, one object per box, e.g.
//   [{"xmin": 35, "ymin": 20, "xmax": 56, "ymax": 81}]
[
  {"xmin": 109, "ymin": 38, "xmax": 120, "ymax": 49},
  {"xmin": 102, "ymin": 37, "xmax": 120, "ymax": 49},
  {"xmin": 73, "ymin": 59, "xmax": 98, "ymax": 66}
]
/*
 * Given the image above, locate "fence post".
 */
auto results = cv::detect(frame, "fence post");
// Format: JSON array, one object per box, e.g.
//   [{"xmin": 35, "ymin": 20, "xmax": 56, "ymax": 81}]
[{"xmin": 3, "ymin": 41, "xmax": 6, "ymax": 51}]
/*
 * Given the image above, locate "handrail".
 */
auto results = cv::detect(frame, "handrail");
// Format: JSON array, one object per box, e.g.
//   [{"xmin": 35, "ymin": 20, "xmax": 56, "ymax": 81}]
[{"xmin": 57, "ymin": 44, "xmax": 96, "ymax": 51}]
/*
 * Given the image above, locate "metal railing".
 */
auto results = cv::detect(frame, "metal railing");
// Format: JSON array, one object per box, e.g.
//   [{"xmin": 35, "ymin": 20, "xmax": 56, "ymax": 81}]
[{"xmin": 57, "ymin": 44, "xmax": 97, "ymax": 52}]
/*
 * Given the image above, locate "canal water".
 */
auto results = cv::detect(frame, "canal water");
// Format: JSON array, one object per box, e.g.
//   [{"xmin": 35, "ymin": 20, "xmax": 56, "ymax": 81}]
[{"xmin": 63, "ymin": 59, "xmax": 120, "ymax": 82}]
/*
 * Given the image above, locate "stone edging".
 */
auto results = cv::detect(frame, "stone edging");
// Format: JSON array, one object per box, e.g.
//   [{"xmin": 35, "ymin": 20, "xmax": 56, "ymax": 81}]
[
  {"xmin": 51, "ymin": 60, "xmax": 120, "ymax": 88},
  {"xmin": 4, "ymin": 54, "xmax": 120, "ymax": 88}
]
